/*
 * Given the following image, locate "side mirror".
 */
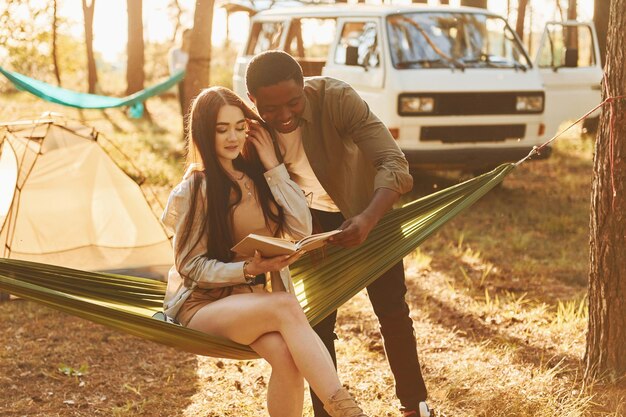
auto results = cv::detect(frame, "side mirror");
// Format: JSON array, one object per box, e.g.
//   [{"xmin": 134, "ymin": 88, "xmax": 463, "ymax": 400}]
[
  {"xmin": 564, "ymin": 48, "xmax": 579, "ymax": 68},
  {"xmin": 345, "ymin": 45, "xmax": 359, "ymax": 66}
]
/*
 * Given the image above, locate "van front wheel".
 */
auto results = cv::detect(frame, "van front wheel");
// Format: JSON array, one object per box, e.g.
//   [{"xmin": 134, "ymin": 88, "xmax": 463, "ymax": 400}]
[{"xmin": 582, "ymin": 116, "xmax": 600, "ymax": 135}]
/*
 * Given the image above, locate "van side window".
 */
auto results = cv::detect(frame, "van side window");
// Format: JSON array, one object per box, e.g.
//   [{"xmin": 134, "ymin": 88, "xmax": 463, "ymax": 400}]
[
  {"xmin": 334, "ymin": 21, "xmax": 380, "ymax": 68},
  {"xmin": 246, "ymin": 21, "xmax": 284, "ymax": 56},
  {"xmin": 285, "ymin": 18, "xmax": 336, "ymax": 76},
  {"xmin": 537, "ymin": 24, "xmax": 595, "ymax": 69}
]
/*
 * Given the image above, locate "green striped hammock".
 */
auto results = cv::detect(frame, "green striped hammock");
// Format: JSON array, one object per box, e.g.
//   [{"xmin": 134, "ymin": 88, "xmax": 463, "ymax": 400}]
[
  {"xmin": 0, "ymin": 164, "xmax": 514, "ymax": 360},
  {"xmin": 0, "ymin": 67, "xmax": 185, "ymax": 118}
]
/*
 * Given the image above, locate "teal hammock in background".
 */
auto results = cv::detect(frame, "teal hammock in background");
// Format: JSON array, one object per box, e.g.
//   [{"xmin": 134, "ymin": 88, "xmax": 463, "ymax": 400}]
[{"xmin": 0, "ymin": 67, "xmax": 185, "ymax": 118}]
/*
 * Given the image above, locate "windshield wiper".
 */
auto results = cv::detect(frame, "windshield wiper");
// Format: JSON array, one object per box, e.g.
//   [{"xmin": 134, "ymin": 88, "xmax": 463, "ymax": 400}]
[
  {"xmin": 397, "ymin": 58, "xmax": 446, "ymax": 68},
  {"xmin": 488, "ymin": 60, "xmax": 528, "ymax": 71},
  {"xmin": 448, "ymin": 58, "xmax": 466, "ymax": 71},
  {"xmin": 462, "ymin": 58, "xmax": 494, "ymax": 67},
  {"xmin": 462, "ymin": 54, "xmax": 527, "ymax": 71},
  {"xmin": 511, "ymin": 62, "xmax": 528, "ymax": 72},
  {"xmin": 397, "ymin": 58, "xmax": 464, "ymax": 70}
]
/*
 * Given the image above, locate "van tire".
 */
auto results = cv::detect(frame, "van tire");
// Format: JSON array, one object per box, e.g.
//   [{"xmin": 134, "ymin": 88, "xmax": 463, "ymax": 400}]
[{"xmin": 582, "ymin": 116, "xmax": 600, "ymax": 135}]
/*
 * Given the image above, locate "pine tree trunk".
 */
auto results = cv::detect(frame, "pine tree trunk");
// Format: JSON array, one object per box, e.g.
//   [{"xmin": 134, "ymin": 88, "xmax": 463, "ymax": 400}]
[
  {"xmin": 567, "ymin": 0, "xmax": 577, "ymax": 19},
  {"xmin": 182, "ymin": 0, "xmax": 214, "ymax": 120},
  {"xmin": 515, "ymin": 0, "xmax": 528, "ymax": 41},
  {"xmin": 594, "ymin": 0, "xmax": 611, "ymax": 67},
  {"xmin": 126, "ymin": 0, "xmax": 145, "ymax": 95},
  {"xmin": 585, "ymin": 0, "xmax": 626, "ymax": 383},
  {"xmin": 82, "ymin": 0, "xmax": 98, "ymax": 94},
  {"xmin": 461, "ymin": 0, "xmax": 487, "ymax": 8},
  {"xmin": 169, "ymin": 0, "xmax": 183, "ymax": 44},
  {"xmin": 566, "ymin": 0, "xmax": 578, "ymax": 54},
  {"xmin": 51, "ymin": 0, "xmax": 61, "ymax": 86}
]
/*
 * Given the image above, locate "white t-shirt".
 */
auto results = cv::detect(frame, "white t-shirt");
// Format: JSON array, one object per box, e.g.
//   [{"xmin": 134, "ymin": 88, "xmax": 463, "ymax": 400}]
[
  {"xmin": 168, "ymin": 48, "xmax": 189, "ymax": 74},
  {"xmin": 276, "ymin": 127, "xmax": 340, "ymax": 212}
]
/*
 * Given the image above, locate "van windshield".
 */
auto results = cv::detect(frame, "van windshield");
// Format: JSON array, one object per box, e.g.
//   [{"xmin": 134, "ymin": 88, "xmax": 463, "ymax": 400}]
[{"xmin": 387, "ymin": 12, "xmax": 531, "ymax": 70}]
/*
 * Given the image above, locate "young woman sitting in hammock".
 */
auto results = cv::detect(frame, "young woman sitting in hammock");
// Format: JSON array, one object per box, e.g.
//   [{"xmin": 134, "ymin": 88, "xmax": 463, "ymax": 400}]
[{"xmin": 161, "ymin": 86, "xmax": 368, "ymax": 417}]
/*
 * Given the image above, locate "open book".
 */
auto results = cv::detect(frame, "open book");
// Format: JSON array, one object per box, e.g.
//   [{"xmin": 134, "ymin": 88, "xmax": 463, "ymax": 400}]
[{"xmin": 231, "ymin": 229, "xmax": 342, "ymax": 257}]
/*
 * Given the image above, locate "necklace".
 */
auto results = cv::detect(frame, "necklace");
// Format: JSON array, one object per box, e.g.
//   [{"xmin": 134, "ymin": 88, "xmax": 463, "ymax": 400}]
[
  {"xmin": 227, "ymin": 170, "xmax": 253, "ymax": 199},
  {"xmin": 228, "ymin": 171, "xmax": 245, "ymax": 181},
  {"xmin": 242, "ymin": 178, "xmax": 253, "ymax": 199}
]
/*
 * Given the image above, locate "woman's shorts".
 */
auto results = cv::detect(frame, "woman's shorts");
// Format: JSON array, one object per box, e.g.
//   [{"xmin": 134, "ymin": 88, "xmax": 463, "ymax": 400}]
[{"xmin": 177, "ymin": 283, "xmax": 267, "ymax": 326}]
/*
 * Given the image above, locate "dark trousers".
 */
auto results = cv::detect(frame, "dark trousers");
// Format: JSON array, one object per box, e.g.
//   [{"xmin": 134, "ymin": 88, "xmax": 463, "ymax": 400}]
[{"xmin": 310, "ymin": 209, "xmax": 428, "ymax": 415}]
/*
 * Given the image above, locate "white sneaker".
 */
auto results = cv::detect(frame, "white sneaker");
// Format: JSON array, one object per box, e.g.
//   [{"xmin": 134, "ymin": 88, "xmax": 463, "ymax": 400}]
[
  {"xmin": 418, "ymin": 401, "xmax": 431, "ymax": 417},
  {"xmin": 402, "ymin": 402, "xmax": 431, "ymax": 417}
]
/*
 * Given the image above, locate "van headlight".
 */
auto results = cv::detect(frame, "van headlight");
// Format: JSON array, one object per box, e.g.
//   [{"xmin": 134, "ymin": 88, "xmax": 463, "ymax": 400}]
[
  {"xmin": 516, "ymin": 94, "xmax": 544, "ymax": 112},
  {"xmin": 399, "ymin": 96, "xmax": 435, "ymax": 115}
]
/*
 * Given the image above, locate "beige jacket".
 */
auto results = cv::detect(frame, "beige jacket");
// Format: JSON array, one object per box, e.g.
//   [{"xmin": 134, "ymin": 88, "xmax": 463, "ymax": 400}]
[{"xmin": 161, "ymin": 163, "xmax": 312, "ymax": 319}]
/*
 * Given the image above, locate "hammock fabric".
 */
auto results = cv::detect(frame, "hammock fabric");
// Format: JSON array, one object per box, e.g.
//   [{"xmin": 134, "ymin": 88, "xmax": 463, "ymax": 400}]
[
  {"xmin": 0, "ymin": 67, "xmax": 185, "ymax": 118},
  {"xmin": 0, "ymin": 164, "xmax": 514, "ymax": 360}
]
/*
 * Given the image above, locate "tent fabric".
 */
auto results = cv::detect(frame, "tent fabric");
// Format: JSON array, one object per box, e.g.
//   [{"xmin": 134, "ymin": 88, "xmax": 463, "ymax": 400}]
[
  {"xmin": 0, "ymin": 163, "xmax": 514, "ymax": 360},
  {"xmin": 0, "ymin": 67, "xmax": 185, "ymax": 117},
  {"xmin": 0, "ymin": 118, "xmax": 173, "ymax": 274}
]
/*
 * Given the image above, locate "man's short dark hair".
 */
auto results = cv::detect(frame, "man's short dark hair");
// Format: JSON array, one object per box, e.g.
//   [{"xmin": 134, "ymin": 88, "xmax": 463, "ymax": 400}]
[{"xmin": 246, "ymin": 50, "xmax": 304, "ymax": 96}]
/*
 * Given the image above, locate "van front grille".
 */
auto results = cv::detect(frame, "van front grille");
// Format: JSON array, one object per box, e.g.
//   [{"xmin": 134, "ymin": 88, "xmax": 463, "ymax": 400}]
[
  {"xmin": 421, "ymin": 125, "xmax": 526, "ymax": 143},
  {"xmin": 399, "ymin": 92, "xmax": 544, "ymax": 116}
]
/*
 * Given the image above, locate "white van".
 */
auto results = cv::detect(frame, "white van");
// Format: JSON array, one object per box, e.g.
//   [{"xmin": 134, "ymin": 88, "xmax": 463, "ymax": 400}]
[{"xmin": 233, "ymin": 5, "xmax": 602, "ymax": 170}]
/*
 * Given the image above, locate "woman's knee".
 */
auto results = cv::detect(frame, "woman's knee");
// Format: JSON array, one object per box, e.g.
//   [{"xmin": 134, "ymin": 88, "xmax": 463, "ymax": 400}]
[{"xmin": 270, "ymin": 292, "xmax": 307, "ymax": 322}]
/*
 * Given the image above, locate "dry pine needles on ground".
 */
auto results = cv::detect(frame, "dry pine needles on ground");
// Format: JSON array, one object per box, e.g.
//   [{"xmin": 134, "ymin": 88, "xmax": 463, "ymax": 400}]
[{"xmin": 1, "ymin": 94, "xmax": 625, "ymax": 416}]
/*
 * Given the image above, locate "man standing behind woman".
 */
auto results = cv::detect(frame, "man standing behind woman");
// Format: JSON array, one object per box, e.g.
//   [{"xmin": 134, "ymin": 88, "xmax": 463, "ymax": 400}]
[
  {"xmin": 245, "ymin": 51, "xmax": 431, "ymax": 417},
  {"xmin": 161, "ymin": 86, "xmax": 369, "ymax": 416}
]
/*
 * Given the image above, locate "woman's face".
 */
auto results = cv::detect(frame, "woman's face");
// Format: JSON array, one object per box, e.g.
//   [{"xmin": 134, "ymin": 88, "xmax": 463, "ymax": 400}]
[{"xmin": 214, "ymin": 104, "xmax": 246, "ymax": 167}]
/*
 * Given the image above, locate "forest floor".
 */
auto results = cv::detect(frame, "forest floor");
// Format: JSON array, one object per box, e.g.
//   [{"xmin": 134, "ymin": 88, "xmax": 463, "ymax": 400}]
[{"xmin": 0, "ymin": 92, "xmax": 625, "ymax": 416}]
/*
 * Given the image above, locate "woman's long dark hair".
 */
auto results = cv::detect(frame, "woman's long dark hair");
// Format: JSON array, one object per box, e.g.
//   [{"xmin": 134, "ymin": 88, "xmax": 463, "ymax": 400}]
[{"xmin": 176, "ymin": 87, "xmax": 285, "ymax": 273}]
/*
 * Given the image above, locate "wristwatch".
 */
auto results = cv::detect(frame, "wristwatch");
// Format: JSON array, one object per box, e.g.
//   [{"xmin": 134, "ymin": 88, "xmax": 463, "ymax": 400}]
[
  {"xmin": 243, "ymin": 261, "xmax": 266, "ymax": 286},
  {"xmin": 243, "ymin": 260, "xmax": 256, "ymax": 279}
]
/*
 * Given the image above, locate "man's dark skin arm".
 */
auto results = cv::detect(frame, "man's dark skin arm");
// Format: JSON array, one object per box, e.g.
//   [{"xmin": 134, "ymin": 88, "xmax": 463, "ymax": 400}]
[{"xmin": 330, "ymin": 188, "xmax": 400, "ymax": 248}]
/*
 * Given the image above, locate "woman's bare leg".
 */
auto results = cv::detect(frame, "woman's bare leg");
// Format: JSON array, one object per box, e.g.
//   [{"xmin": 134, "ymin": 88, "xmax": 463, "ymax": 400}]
[
  {"xmin": 251, "ymin": 332, "xmax": 304, "ymax": 417},
  {"xmin": 187, "ymin": 292, "xmax": 342, "ymax": 402}
]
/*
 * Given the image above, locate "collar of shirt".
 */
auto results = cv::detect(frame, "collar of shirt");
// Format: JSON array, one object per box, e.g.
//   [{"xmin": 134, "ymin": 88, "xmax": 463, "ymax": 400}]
[{"xmin": 300, "ymin": 91, "xmax": 314, "ymax": 125}]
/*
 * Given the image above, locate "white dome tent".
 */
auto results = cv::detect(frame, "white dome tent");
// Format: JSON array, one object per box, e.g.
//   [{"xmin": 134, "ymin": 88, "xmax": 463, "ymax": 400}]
[{"xmin": 0, "ymin": 115, "xmax": 173, "ymax": 283}]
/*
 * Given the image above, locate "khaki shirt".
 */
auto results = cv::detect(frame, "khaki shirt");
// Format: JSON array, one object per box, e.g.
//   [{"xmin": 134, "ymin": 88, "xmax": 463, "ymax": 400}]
[
  {"xmin": 289, "ymin": 77, "xmax": 413, "ymax": 218},
  {"xmin": 161, "ymin": 163, "xmax": 312, "ymax": 319}
]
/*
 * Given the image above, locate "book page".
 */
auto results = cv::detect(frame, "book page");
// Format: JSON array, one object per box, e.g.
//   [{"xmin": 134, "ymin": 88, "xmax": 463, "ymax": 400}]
[
  {"xmin": 231, "ymin": 234, "xmax": 297, "ymax": 257},
  {"xmin": 296, "ymin": 229, "xmax": 342, "ymax": 252}
]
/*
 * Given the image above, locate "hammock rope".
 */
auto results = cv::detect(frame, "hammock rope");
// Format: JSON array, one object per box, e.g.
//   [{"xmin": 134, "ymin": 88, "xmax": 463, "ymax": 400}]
[
  {"xmin": 515, "ymin": 91, "xmax": 626, "ymax": 207},
  {"xmin": 0, "ymin": 163, "xmax": 514, "ymax": 360},
  {"xmin": 0, "ymin": 67, "xmax": 185, "ymax": 118}
]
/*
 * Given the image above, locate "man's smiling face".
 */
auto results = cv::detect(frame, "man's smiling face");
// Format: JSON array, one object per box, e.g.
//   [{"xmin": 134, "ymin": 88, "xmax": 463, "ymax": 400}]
[{"xmin": 249, "ymin": 79, "xmax": 306, "ymax": 134}]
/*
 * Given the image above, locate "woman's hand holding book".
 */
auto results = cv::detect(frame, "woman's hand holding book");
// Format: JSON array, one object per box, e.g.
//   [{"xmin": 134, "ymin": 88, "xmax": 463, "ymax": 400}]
[{"xmin": 245, "ymin": 249, "xmax": 305, "ymax": 276}]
